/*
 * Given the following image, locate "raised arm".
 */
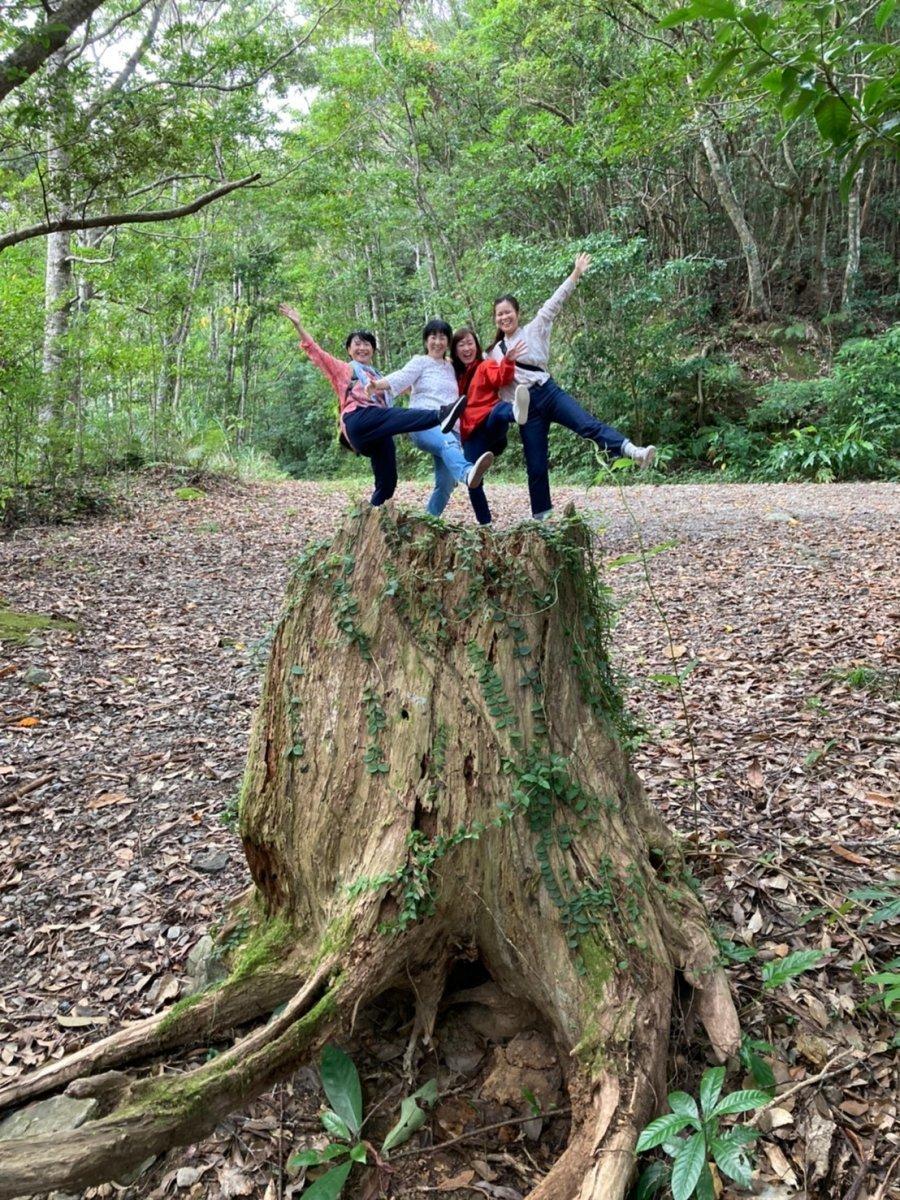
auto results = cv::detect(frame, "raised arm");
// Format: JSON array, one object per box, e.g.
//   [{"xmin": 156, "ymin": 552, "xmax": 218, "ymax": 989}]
[
  {"xmin": 533, "ymin": 253, "xmax": 592, "ymax": 330},
  {"xmin": 278, "ymin": 303, "xmax": 348, "ymax": 390}
]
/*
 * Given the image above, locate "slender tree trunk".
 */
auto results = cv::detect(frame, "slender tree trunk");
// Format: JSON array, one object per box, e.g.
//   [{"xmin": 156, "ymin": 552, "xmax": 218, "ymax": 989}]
[
  {"xmin": 700, "ymin": 129, "xmax": 769, "ymax": 317},
  {"xmin": 841, "ymin": 164, "xmax": 864, "ymax": 310},
  {"xmin": 42, "ymin": 49, "xmax": 75, "ymax": 432},
  {"xmin": 811, "ymin": 172, "xmax": 831, "ymax": 315},
  {"xmin": 0, "ymin": 508, "xmax": 739, "ymax": 1200}
]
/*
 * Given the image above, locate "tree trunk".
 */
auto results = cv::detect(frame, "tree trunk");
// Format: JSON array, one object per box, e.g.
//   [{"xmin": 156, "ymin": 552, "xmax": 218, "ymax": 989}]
[
  {"xmin": 0, "ymin": 507, "xmax": 738, "ymax": 1200},
  {"xmin": 41, "ymin": 48, "xmax": 75, "ymax": 432},
  {"xmin": 841, "ymin": 164, "xmax": 864, "ymax": 311},
  {"xmin": 700, "ymin": 129, "xmax": 769, "ymax": 318}
]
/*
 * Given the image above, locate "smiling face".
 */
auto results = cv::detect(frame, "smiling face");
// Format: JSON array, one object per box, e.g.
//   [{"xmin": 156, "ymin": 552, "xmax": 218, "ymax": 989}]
[
  {"xmin": 425, "ymin": 331, "xmax": 448, "ymax": 359},
  {"xmin": 494, "ymin": 300, "xmax": 520, "ymax": 337},
  {"xmin": 454, "ymin": 332, "xmax": 479, "ymax": 366},
  {"xmin": 348, "ymin": 335, "xmax": 374, "ymax": 365}
]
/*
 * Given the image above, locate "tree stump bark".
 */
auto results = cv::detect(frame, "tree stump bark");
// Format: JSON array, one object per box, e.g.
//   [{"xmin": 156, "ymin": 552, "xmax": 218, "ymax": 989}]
[{"xmin": 0, "ymin": 504, "xmax": 738, "ymax": 1200}]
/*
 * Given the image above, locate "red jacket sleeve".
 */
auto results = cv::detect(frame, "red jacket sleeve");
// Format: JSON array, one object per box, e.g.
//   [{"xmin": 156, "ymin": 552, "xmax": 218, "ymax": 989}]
[{"xmin": 478, "ymin": 356, "xmax": 515, "ymax": 389}]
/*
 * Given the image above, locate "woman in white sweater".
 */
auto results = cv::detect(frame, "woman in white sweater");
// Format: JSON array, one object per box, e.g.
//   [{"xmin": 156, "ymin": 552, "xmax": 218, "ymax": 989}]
[
  {"xmin": 368, "ymin": 319, "xmax": 494, "ymax": 516},
  {"xmin": 489, "ymin": 253, "xmax": 656, "ymax": 519}
]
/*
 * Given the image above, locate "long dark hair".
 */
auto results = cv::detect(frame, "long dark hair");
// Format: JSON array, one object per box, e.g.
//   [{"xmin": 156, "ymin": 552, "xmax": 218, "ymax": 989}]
[
  {"xmin": 488, "ymin": 294, "xmax": 520, "ymax": 350},
  {"xmin": 450, "ymin": 327, "xmax": 484, "ymax": 379}
]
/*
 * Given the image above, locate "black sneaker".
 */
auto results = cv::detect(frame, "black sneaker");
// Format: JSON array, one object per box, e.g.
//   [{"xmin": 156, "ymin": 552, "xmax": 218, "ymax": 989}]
[{"xmin": 439, "ymin": 394, "xmax": 467, "ymax": 434}]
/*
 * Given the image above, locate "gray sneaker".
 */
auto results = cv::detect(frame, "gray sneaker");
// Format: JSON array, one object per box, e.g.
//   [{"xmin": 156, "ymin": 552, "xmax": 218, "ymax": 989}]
[
  {"xmin": 466, "ymin": 451, "xmax": 494, "ymax": 489},
  {"xmin": 624, "ymin": 443, "xmax": 656, "ymax": 470}
]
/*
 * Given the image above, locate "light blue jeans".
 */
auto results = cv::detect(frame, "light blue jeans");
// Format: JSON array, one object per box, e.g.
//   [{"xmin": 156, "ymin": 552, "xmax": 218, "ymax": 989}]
[{"xmin": 408, "ymin": 425, "xmax": 471, "ymax": 517}]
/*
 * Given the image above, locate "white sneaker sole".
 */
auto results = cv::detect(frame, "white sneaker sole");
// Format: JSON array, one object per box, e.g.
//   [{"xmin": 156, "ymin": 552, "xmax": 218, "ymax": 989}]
[
  {"xmin": 513, "ymin": 385, "xmax": 530, "ymax": 425},
  {"xmin": 467, "ymin": 451, "xmax": 494, "ymax": 489}
]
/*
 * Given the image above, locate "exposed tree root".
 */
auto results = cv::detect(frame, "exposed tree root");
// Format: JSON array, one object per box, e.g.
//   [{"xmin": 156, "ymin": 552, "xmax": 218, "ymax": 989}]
[
  {"xmin": 0, "ymin": 965, "xmax": 299, "ymax": 1113},
  {"xmin": 0, "ymin": 964, "xmax": 335, "ymax": 1199}
]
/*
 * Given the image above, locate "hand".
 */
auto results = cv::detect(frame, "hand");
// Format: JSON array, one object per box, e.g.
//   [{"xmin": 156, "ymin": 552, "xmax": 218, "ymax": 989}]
[
  {"xmin": 278, "ymin": 303, "xmax": 303, "ymax": 331},
  {"xmin": 504, "ymin": 338, "xmax": 528, "ymax": 361},
  {"xmin": 572, "ymin": 252, "xmax": 592, "ymax": 281}
]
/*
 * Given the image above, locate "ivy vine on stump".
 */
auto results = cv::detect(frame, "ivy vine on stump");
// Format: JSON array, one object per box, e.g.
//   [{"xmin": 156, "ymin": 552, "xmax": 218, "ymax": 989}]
[{"xmin": 0, "ymin": 504, "xmax": 739, "ymax": 1200}]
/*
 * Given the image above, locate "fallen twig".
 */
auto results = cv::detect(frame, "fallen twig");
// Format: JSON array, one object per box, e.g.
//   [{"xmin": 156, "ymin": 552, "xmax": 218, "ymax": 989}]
[{"xmin": 393, "ymin": 1108, "xmax": 572, "ymax": 1160}]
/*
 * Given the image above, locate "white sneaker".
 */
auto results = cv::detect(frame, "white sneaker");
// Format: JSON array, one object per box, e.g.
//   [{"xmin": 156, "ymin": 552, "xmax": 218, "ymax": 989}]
[
  {"xmin": 513, "ymin": 385, "xmax": 530, "ymax": 425},
  {"xmin": 624, "ymin": 442, "xmax": 656, "ymax": 470},
  {"xmin": 466, "ymin": 451, "xmax": 494, "ymax": 489}
]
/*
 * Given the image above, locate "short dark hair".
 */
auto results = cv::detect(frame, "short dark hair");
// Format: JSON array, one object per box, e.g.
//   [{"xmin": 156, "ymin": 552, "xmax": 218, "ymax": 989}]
[
  {"xmin": 345, "ymin": 329, "xmax": 377, "ymax": 352},
  {"xmin": 450, "ymin": 327, "xmax": 484, "ymax": 378},
  {"xmin": 422, "ymin": 319, "xmax": 453, "ymax": 349}
]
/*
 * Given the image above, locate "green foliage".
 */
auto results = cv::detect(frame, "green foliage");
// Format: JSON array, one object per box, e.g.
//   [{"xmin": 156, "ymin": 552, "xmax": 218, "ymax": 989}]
[
  {"xmin": 863, "ymin": 957, "xmax": 900, "ymax": 1015},
  {"xmin": 761, "ymin": 949, "xmax": 826, "ymax": 990},
  {"xmin": 661, "ymin": 0, "xmax": 900, "ymax": 188},
  {"xmin": 287, "ymin": 1045, "xmax": 438, "ymax": 1195},
  {"xmin": 848, "ymin": 887, "xmax": 900, "ymax": 928},
  {"xmin": 635, "ymin": 1068, "xmax": 768, "ymax": 1200}
]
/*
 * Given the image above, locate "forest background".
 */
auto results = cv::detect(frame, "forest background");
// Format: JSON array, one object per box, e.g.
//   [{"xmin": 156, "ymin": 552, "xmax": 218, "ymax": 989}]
[{"xmin": 1, "ymin": 0, "xmax": 898, "ymax": 523}]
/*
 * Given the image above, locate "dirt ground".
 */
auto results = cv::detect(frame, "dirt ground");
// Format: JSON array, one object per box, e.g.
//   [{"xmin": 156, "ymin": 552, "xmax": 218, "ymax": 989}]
[{"xmin": 1, "ymin": 478, "xmax": 897, "ymax": 1199}]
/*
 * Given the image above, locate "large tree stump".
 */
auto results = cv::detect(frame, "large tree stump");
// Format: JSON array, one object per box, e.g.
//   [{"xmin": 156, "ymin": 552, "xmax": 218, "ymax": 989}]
[{"xmin": 0, "ymin": 504, "xmax": 738, "ymax": 1199}]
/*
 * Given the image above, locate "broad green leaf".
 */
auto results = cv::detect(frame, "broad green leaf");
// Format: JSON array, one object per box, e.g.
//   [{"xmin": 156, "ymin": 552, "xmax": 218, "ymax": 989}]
[
  {"xmin": 814, "ymin": 94, "xmax": 853, "ymax": 146},
  {"xmin": 320, "ymin": 1045, "xmax": 362, "ymax": 1136},
  {"xmin": 636, "ymin": 1112, "xmax": 693, "ymax": 1152},
  {"xmin": 875, "ymin": 0, "xmax": 896, "ymax": 29},
  {"xmin": 320, "ymin": 1110, "xmax": 352, "ymax": 1141},
  {"xmin": 699, "ymin": 1067, "xmax": 725, "ymax": 1115},
  {"xmin": 671, "ymin": 1131, "xmax": 705, "ymax": 1200},
  {"xmin": 659, "ymin": 6, "xmax": 701, "ymax": 29},
  {"xmin": 698, "ymin": 47, "xmax": 741, "ymax": 95},
  {"xmin": 635, "ymin": 1160, "xmax": 669, "ymax": 1200},
  {"xmin": 693, "ymin": 0, "xmax": 736, "ymax": 16},
  {"xmin": 667, "ymin": 1091, "xmax": 699, "ymax": 1120},
  {"xmin": 381, "ymin": 1078, "xmax": 438, "ymax": 1156},
  {"xmin": 349, "ymin": 1144, "xmax": 367, "ymax": 1163},
  {"xmin": 762, "ymin": 949, "xmax": 826, "ymax": 989},
  {"xmin": 743, "ymin": 11, "xmax": 773, "ymax": 37},
  {"xmin": 695, "ymin": 1162, "xmax": 716, "ymax": 1200},
  {"xmin": 711, "ymin": 1133, "xmax": 753, "ymax": 1187},
  {"xmin": 301, "ymin": 1161, "xmax": 353, "ymax": 1200},
  {"xmin": 712, "ymin": 1089, "xmax": 771, "ymax": 1117}
]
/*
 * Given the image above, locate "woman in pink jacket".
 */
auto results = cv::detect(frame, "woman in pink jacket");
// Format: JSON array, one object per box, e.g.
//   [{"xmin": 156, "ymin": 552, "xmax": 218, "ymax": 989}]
[{"xmin": 279, "ymin": 305, "xmax": 464, "ymax": 507}]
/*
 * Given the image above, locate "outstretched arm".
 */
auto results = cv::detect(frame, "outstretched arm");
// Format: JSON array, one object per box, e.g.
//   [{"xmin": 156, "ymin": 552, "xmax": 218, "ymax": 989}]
[
  {"xmin": 533, "ymin": 253, "xmax": 592, "ymax": 330},
  {"xmin": 278, "ymin": 303, "xmax": 310, "ymax": 342},
  {"xmin": 279, "ymin": 303, "xmax": 348, "ymax": 391}
]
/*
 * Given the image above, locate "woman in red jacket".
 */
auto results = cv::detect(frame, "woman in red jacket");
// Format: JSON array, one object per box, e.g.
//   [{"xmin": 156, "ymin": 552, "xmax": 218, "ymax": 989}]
[{"xmin": 449, "ymin": 328, "xmax": 530, "ymax": 525}]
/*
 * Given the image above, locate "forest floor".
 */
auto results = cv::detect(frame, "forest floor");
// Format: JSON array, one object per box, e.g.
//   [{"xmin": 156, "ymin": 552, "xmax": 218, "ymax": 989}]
[{"xmin": 1, "ymin": 476, "xmax": 898, "ymax": 1200}]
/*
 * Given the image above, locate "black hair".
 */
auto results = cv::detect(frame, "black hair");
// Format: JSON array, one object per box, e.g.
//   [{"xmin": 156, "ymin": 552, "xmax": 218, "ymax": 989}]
[
  {"xmin": 488, "ymin": 294, "xmax": 520, "ymax": 350},
  {"xmin": 422, "ymin": 319, "xmax": 453, "ymax": 350},
  {"xmin": 450, "ymin": 327, "xmax": 484, "ymax": 379},
  {"xmin": 345, "ymin": 329, "xmax": 377, "ymax": 352}
]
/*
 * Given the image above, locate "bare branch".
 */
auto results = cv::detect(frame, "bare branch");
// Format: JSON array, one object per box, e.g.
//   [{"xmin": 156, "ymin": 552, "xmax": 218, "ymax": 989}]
[
  {"xmin": 0, "ymin": 172, "xmax": 260, "ymax": 252},
  {"xmin": 0, "ymin": 0, "xmax": 110, "ymax": 103},
  {"xmin": 63, "ymin": 0, "xmax": 155, "ymax": 63}
]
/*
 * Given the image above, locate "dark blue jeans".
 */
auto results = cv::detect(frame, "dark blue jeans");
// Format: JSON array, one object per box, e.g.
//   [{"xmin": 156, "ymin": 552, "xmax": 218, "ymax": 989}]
[
  {"xmin": 462, "ymin": 402, "xmax": 515, "ymax": 525},
  {"xmin": 519, "ymin": 377, "xmax": 627, "ymax": 516},
  {"xmin": 344, "ymin": 406, "xmax": 441, "ymax": 506}
]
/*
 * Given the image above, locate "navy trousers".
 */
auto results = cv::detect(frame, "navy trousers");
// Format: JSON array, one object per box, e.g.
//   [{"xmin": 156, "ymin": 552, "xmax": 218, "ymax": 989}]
[
  {"xmin": 344, "ymin": 406, "xmax": 441, "ymax": 507},
  {"xmin": 519, "ymin": 377, "xmax": 627, "ymax": 516}
]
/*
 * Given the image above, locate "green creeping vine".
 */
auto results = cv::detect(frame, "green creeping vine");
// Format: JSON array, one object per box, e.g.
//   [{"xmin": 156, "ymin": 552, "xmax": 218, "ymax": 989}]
[
  {"xmin": 332, "ymin": 511, "xmax": 646, "ymax": 969},
  {"xmin": 362, "ymin": 685, "xmax": 388, "ymax": 775},
  {"xmin": 347, "ymin": 825, "xmax": 486, "ymax": 934}
]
